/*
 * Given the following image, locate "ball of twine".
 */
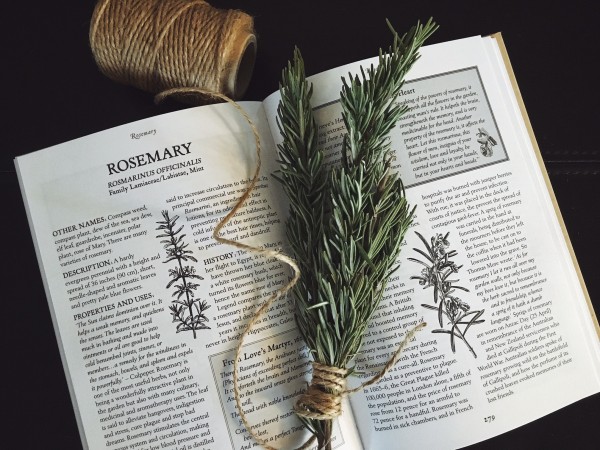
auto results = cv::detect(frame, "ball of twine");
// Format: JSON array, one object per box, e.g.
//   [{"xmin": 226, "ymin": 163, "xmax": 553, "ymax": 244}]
[{"xmin": 89, "ymin": 0, "xmax": 257, "ymax": 102}]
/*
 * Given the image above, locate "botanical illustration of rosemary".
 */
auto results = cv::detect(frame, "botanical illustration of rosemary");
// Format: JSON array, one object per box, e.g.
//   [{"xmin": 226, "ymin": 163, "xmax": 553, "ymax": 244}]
[
  {"xmin": 409, "ymin": 231, "xmax": 484, "ymax": 357},
  {"xmin": 156, "ymin": 210, "xmax": 210, "ymax": 338}
]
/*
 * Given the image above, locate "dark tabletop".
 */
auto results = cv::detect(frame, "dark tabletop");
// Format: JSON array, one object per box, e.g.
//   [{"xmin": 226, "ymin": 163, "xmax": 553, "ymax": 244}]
[{"xmin": 3, "ymin": 1, "xmax": 599, "ymax": 449}]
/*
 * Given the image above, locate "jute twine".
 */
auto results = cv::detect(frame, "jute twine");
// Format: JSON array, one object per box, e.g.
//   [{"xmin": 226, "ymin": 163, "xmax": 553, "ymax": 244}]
[
  {"xmin": 89, "ymin": 0, "xmax": 257, "ymax": 102},
  {"xmin": 90, "ymin": 2, "xmax": 425, "ymax": 444}
]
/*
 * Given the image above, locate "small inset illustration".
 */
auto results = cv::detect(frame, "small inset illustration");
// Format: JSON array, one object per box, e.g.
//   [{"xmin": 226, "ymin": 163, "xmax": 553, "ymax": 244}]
[
  {"xmin": 156, "ymin": 210, "xmax": 210, "ymax": 338},
  {"xmin": 476, "ymin": 127, "xmax": 497, "ymax": 157},
  {"xmin": 409, "ymin": 231, "xmax": 484, "ymax": 357}
]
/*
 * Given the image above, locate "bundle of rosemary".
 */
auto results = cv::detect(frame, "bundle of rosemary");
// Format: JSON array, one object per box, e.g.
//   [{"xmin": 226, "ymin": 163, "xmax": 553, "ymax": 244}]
[{"xmin": 275, "ymin": 19, "xmax": 437, "ymax": 449}]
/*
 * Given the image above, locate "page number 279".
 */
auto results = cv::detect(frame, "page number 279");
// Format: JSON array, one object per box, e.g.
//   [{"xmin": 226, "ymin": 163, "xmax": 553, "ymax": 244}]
[{"xmin": 484, "ymin": 415, "xmax": 496, "ymax": 423}]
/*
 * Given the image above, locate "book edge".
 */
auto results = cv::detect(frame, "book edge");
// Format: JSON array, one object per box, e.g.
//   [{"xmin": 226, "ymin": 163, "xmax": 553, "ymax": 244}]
[
  {"xmin": 490, "ymin": 32, "xmax": 600, "ymax": 338},
  {"xmin": 14, "ymin": 159, "xmax": 91, "ymax": 450}
]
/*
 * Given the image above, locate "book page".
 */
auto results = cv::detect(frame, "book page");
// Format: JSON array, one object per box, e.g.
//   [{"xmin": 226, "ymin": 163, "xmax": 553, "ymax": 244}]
[
  {"xmin": 263, "ymin": 36, "xmax": 600, "ymax": 449},
  {"xmin": 16, "ymin": 103, "xmax": 361, "ymax": 450}
]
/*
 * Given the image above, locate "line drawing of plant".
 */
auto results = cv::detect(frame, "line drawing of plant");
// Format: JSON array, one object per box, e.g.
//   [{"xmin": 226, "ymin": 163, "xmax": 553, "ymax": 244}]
[
  {"xmin": 156, "ymin": 210, "xmax": 210, "ymax": 338},
  {"xmin": 476, "ymin": 127, "xmax": 497, "ymax": 157},
  {"xmin": 409, "ymin": 231, "xmax": 484, "ymax": 357}
]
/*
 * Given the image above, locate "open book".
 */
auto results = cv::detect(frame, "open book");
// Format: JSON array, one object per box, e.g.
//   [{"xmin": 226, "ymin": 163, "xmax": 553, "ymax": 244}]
[{"xmin": 16, "ymin": 34, "xmax": 600, "ymax": 450}]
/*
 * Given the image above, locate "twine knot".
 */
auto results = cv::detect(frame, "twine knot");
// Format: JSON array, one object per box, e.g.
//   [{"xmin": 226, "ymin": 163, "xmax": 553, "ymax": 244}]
[{"xmin": 294, "ymin": 362, "xmax": 348, "ymax": 420}]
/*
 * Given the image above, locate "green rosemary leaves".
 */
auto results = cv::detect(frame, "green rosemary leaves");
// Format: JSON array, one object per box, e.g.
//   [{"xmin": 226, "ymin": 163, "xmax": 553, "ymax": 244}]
[{"xmin": 276, "ymin": 19, "xmax": 437, "ymax": 448}]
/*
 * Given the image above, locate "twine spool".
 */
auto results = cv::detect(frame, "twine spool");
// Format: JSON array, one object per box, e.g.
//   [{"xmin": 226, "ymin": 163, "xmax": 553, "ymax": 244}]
[{"xmin": 89, "ymin": 0, "xmax": 257, "ymax": 101}]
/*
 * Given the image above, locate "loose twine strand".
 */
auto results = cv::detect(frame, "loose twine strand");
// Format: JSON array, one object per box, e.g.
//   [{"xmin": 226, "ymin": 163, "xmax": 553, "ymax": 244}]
[
  {"xmin": 155, "ymin": 89, "xmax": 425, "ymax": 449},
  {"xmin": 157, "ymin": 86, "xmax": 308, "ymax": 450},
  {"xmin": 91, "ymin": 1, "xmax": 426, "ymax": 447}
]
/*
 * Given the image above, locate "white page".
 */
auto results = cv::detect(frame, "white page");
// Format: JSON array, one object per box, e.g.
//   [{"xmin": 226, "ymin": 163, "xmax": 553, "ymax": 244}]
[
  {"xmin": 16, "ymin": 102, "xmax": 362, "ymax": 450},
  {"xmin": 263, "ymin": 35, "xmax": 600, "ymax": 449}
]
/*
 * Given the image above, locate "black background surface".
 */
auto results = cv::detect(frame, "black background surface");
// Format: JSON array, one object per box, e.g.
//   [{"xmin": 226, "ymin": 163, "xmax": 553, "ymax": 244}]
[{"xmin": 2, "ymin": 1, "xmax": 599, "ymax": 449}]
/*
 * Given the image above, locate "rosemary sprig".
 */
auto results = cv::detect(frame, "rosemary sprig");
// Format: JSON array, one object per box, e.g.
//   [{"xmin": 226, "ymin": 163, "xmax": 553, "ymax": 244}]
[
  {"xmin": 276, "ymin": 19, "xmax": 437, "ymax": 449},
  {"xmin": 274, "ymin": 48, "xmax": 328, "ymax": 329}
]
